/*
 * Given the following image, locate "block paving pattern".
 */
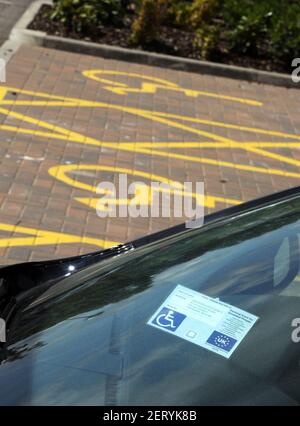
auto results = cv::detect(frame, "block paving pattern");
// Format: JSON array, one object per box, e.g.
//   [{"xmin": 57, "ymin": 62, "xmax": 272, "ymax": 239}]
[{"xmin": 0, "ymin": 45, "xmax": 300, "ymax": 264}]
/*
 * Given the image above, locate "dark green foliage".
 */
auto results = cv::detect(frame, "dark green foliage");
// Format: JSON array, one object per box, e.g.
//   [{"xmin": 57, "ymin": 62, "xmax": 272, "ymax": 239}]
[
  {"xmin": 49, "ymin": 0, "xmax": 300, "ymax": 64},
  {"xmin": 173, "ymin": 0, "xmax": 300, "ymax": 61},
  {"xmin": 130, "ymin": 0, "xmax": 170, "ymax": 45},
  {"xmin": 50, "ymin": 0, "xmax": 124, "ymax": 32},
  {"xmin": 223, "ymin": 0, "xmax": 300, "ymax": 61}
]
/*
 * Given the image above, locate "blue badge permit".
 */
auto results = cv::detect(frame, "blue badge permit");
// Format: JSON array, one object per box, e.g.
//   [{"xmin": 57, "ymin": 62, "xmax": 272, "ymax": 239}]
[{"xmin": 147, "ymin": 285, "xmax": 258, "ymax": 359}]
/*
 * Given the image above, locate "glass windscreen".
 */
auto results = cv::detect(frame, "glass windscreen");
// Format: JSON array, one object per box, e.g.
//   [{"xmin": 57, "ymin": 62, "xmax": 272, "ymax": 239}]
[{"xmin": 1, "ymin": 196, "xmax": 300, "ymax": 405}]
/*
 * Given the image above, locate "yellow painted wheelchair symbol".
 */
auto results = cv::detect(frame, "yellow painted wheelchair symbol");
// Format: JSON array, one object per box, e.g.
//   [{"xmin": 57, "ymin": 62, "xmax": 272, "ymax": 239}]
[{"xmin": 0, "ymin": 68, "xmax": 299, "ymax": 252}]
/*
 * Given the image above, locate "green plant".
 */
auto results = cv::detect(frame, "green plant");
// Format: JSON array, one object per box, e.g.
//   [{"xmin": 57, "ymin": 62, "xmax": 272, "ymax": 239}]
[
  {"xmin": 188, "ymin": 0, "xmax": 221, "ymax": 29},
  {"xmin": 268, "ymin": 3, "xmax": 300, "ymax": 61},
  {"xmin": 193, "ymin": 26, "xmax": 219, "ymax": 59},
  {"xmin": 169, "ymin": 1, "xmax": 193, "ymax": 28},
  {"xmin": 222, "ymin": 1, "xmax": 273, "ymax": 56},
  {"xmin": 50, "ymin": 0, "xmax": 300, "ymax": 67},
  {"xmin": 186, "ymin": 0, "xmax": 300, "ymax": 63},
  {"xmin": 222, "ymin": 0, "xmax": 300, "ymax": 61},
  {"xmin": 130, "ymin": 0, "xmax": 169, "ymax": 45},
  {"xmin": 50, "ymin": 0, "xmax": 124, "ymax": 33},
  {"xmin": 187, "ymin": 0, "xmax": 222, "ymax": 59}
]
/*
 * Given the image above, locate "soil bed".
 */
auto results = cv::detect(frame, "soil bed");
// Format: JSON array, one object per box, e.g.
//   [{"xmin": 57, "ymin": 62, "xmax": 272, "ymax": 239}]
[{"xmin": 29, "ymin": 4, "xmax": 288, "ymax": 74}]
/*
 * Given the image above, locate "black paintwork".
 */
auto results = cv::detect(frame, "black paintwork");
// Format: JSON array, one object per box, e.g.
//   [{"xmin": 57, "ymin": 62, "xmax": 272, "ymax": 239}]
[{"xmin": 1, "ymin": 186, "xmax": 300, "ymax": 405}]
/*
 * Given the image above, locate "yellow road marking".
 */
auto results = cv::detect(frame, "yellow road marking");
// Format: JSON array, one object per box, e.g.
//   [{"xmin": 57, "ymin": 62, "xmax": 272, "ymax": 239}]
[
  {"xmin": 151, "ymin": 110, "xmax": 300, "ymax": 141},
  {"xmin": 0, "ymin": 223, "xmax": 119, "ymax": 249},
  {"xmin": 0, "ymin": 69, "xmax": 299, "ymax": 252},
  {"xmin": 48, "ymin": 164, "xmax": 240, "ymax": 209},
  {"xmin": 82, "ymin": 70, "xmax": 262, "ymax": 106},
  {"xmin": 133, "ymin": 148, "xmax": 300, "ymax": 179},
  {"xmin": 0, "ymin": 96, "xmax": 300, "ymax": 179}
]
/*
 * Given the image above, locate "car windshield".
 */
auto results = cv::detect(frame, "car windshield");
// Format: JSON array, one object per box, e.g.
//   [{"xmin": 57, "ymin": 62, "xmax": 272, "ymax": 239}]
[{"xmin": 1, "ymin": 195, "xmax": 300, "ymax": 405}]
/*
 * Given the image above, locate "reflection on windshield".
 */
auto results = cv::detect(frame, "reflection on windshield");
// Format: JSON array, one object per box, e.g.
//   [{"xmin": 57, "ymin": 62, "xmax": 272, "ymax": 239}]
[{"xmin": 1, "ymin": 196, "xmax": 300, "ymax": 405}]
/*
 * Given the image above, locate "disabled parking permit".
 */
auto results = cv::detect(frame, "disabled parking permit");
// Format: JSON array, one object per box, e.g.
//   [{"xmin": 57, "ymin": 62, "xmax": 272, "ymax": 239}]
[{"xmin": 147, "ymin": 285, "xmax": 258, "ymax": 358}]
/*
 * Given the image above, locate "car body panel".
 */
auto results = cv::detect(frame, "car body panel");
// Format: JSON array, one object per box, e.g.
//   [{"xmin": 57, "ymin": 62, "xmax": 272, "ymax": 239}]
[{"xmin": 1, "ymin": 186, "xmax": 300, "ymax": 405}]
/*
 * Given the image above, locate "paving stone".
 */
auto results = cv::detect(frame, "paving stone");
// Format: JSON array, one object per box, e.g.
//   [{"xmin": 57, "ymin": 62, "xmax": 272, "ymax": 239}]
[{"xmin": 0, "ymin": 45, "xmax": 299, "ymax": 264}]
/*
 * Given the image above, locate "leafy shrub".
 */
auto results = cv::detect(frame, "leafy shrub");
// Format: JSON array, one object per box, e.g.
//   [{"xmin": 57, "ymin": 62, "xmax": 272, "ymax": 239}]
[
  {"xmin": 168, "ymin": 1, "xmax": 193, "ymax": 28},
  {"xmin": 223, "ymin": 0, "xmax": 300, "ymax": 61},
  {"xmin": 50, "ymin": 0, "xmax": 124, "ymax": 33},
  {"xmin": 130, "ymin": 0, "xmax": 170, "ymax": 45},
  {"xmin": 223, "ymin": 0, "xmax": 273, "ymax": 56},
  {"xmin": 172, "ymin": 0, "xmax": 300, "ymax": 63},
  {"xmin": 267, "ymin": 2, "xmax": 300, "ymax": 61},
  {"xmin": 49, "ymin": 0, "xmax": 300, "ymax": 66},
  {"xmin": 188, "ymin": 0, "xmax": 221, "ymax": 29},
  {"xmin": 188, "ymin": 0, "xmax": 221, "ymax": 58}
]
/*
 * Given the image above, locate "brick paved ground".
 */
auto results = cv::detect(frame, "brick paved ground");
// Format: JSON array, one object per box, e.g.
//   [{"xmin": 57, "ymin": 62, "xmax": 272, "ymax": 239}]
[{"xmin": 0, "ymin": 44, "xmax": 300, "ymax": 264}]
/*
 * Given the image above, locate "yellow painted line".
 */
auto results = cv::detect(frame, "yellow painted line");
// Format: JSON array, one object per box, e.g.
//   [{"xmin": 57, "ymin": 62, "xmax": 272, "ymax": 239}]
[
  {"xmin": 48, "ymin": 164, "xmax": 240, "ymax": 209},
  {"xmin": 119, "ymin": 141, "xmax": 300, "ymax": 149},
  {"xmin": 1, "ymin": 123, "xmax": 300, "ymax": 150},
  {"xmin": 82, "ymin": 70, "xmax": 182, "ymax": 88},
  {"xmin": 1, "ymin": 101, "xmax": 300, "ymax": 180},
  {"xmin": 0, "ymin": 223, "xmax": 119, "ymax": 249},
  {"xmin": 0, "ymin": 85, "xmax": 295, "ymax": 144},
  {"xmin": 134, "ymin": 147, "xmax": 300, "ymax": 179},
  {"xmin": 152, "ymin": 110, "xmax": 300, "ymax": 141},
  {"xmin": 124, "ymin": 109, "xmax": 300, "ymax": 178},
  {"xmin": 0, "ymin": 107, "xmax": 88, "ymax": 142},
  {"xmin": 0, "ymin": 101, "xmax": 79, "ymax": 107},
  {"xmin": 0, "ymin": 124, "xmax": 71, "ymax": 141},
  {"xmin": 135, "ymin": 109, "xmax": 300, "ymax": 171},
  {"xmin": 162, "ymin": 115, "xmax": 300, "ymax": 169},
  {"xmin": 0, "ymin": 102, "xmax": 296, "ymax": 177},
  {"xmin": 82, "ymin": 70, "xmax": 262, "ymax": 106},
  {"xmin": 0, "ymin": 69, "xmax": 299, "ymax": 251},
  {"xmin": 50, "ymin": 164, "xmax": 185, "ymax": 192},
  {"xmin": 0, "ymin": 86, "xmax": 91, "ymax": 105},
  {"xmin": 0, "ymin": 87, "xmax": 7, "ymax": 101}
]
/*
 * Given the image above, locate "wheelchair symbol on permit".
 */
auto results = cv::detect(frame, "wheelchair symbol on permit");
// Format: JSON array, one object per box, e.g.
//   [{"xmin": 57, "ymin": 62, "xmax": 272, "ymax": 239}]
[{"xmin": 151, "ymin": 307, "xmax": 186, "ymax": 332}]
